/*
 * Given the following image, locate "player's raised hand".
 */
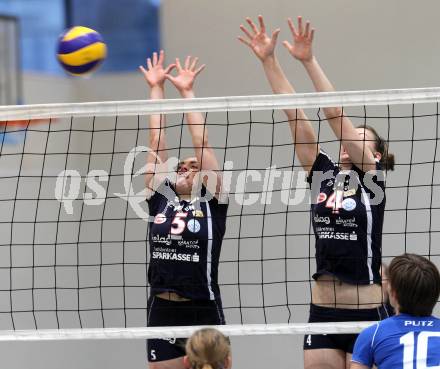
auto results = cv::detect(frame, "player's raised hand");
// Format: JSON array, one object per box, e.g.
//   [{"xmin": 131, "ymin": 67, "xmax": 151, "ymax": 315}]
[
  {"xmin": 283, "ymin": 16, "xmax": 315, "ymax": 63},
  {"xmin": 238, "ymin": 15, "xmax": 280, "ymax": 63},
  {"xmin": 139, "ymin": 50, "xmax": 175, "ymax": 88},
  {"xmin": 165, "ymin": 56, "xmax": 205, "ymax": 94}
]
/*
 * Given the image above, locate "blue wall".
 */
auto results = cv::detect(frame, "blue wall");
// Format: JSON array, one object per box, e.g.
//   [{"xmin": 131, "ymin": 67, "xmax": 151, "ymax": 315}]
[{"xmin": 0, "ymin": 0, "xmax": 160, "ymax": 75}]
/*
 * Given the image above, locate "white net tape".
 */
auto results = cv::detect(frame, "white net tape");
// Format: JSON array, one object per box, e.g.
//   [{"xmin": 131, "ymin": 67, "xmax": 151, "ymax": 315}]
[
  {"xmin": 0, "ymin": 322, "xmax": 373, "ymax": 341},
  {"xmin": 0, "ymin": 87, "xmax": 440, "ymax": 119}
]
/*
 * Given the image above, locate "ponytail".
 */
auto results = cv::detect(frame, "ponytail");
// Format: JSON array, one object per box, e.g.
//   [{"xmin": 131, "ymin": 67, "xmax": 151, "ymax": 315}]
[{"xmin": 186, "ymin": 328, "xmax": 231, "ymax": 369}]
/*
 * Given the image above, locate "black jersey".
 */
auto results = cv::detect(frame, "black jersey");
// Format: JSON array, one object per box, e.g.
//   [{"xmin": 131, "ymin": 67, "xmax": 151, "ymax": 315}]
[
  {"xmin": 307, "ymin": 150, "xmax": 386, "ymax": 285},
  {"xmin": 147, "ymin": 179, "xmax": 228, "ymax": 300}
]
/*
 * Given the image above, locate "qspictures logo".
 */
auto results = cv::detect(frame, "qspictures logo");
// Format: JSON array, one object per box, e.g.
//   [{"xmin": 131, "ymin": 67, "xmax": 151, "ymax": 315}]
[{"xmin": 54, "ymin": 146, "xmax": 385, "ymax": 221}]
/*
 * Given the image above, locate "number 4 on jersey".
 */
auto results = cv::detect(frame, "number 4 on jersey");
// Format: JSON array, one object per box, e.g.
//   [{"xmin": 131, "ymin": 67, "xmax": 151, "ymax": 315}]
[{"xmin": 325, "ymin": 192, "xmax": 343, "ymax": 213}]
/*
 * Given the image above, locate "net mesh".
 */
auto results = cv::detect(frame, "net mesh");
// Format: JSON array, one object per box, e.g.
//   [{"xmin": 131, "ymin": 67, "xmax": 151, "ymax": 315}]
[{"xmin": 0, "ymin": 88, "xmax": 439, "ymax": 339}]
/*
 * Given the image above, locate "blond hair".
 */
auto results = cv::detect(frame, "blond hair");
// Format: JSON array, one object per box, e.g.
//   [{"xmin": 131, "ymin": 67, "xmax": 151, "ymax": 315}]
[{"xmin": 185, "ymin": 328, "xmax": 231, "ymax": 369}]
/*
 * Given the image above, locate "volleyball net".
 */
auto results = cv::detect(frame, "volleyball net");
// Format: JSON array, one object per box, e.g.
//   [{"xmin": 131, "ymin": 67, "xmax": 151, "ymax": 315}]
[{"xmin": 0, "ymin": 87, "xmax": 439, "ymax": 340}]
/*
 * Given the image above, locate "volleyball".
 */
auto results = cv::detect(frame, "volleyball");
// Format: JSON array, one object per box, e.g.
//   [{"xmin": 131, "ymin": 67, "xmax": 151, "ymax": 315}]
[{"xmin": 56, "ymin": 26, "xmax": 107, "ymax": 76}]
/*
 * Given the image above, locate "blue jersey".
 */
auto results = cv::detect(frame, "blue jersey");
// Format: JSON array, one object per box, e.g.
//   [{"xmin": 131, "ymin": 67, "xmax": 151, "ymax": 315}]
[{"xmin": 352, "ymin": 314, "xmax": 440, "ymax": 368}]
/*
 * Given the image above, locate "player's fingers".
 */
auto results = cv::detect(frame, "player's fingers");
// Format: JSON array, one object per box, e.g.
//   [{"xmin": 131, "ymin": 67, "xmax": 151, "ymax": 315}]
[
  {"xmin": 246, "ymin": 17, "xmax": 259, "ymax": 34},
  {"xmin": 271, "ymin": 28, "xmax": 281, "ymax": 45},
  {"xmin": 139, "ymin": 65, "xmax": 147, "ymax": 74},
  {"xmin": 147, "ymin": 58, "xmax": 153, "ymax": 70},
  {"xmin": 282, "ymin": 40, "xmax": 293, "ymax": 50},
  {"xmin": 287, "ymin": 18, "xmax": 297, "ymax": 37},
  {"xmin": 158, "ymin": 50, "xmax": 165, "ymax": 64},
  {"xmin": 164, "ymin": 64, "xmax": 176, "ymax": 74},
  {"xmin": 305, "ymin": 21, "xmax": 310, "ymax": 38},
  {"xmin": 194, "ymin": 64, "xmax": 206, "ymax": 76},
  {"xmin": 184, "ymin": 55, "xmax": 191, "ymax": 70},
  {"xmin": 239, "ymin": 25, "xmax": 254, "ymax": 40},
  {"xmin": 164, "ymin": 74, "xmax": 176, "ymax": 83},
  {"xmin": 175, "ymin": 58, "xmax": 182, "ymax": 71},
  {"xmin": 297, "ymin": 16, "xmax": 303, "ymax": 35},
  {"xmin": 152, "ymin": 52, "xmax": 158, "ymax": 65},
  {"xmin": 310, "ymin": 28, "xmax": 315, "ymax": 42},
  {"xmin": 238, "ymin": 36, "xmax": 252, "ymax": 48},
  {"xmin": 190, "ymin": 57, "xmax": 199, "ymax": 71},
  {"xmin": 258, "ymin": 15, "xmax": 266, "ymax": 33}
]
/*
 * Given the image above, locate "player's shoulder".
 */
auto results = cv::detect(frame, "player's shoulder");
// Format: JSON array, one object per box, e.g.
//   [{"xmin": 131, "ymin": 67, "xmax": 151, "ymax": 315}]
[
  {"xmin": 357, "ymin": 321, "xmax": 381, "ymax": 344},
  {"xmin": 365, "ymin": 316, "xmax": 401, "ymax": 342},
  {"xmin": 375, "ymin": 314, "xmax": 440, "ymax": 336},
  {"xmin": 307, "ymin": 149, "xmax": 338, "ymax": 184}
]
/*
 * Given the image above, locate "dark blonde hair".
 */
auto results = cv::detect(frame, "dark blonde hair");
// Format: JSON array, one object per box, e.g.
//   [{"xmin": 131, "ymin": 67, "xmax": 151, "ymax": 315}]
[
  {"xmin": 186, "ymin": 328, "xmax": 231, "ymax": 369},
  {"xmin": 358, "ymin": 125, "xmax": 395, "ymax": 171}
]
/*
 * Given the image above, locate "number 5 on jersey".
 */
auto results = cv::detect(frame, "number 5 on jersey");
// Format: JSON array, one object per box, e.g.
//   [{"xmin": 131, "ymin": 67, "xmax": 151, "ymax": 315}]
[{"xmin": 171, "ymin": 212, "xmax": 188, "ymax": 235}]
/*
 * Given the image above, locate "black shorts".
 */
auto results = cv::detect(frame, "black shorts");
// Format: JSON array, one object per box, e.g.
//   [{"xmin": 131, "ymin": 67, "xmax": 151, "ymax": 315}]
[
  {"xmin": 303, "ymin": 303, "xmax": 392, "ymax": 353},
  {"xmin": 146, "ymin": 295, "xmax": 225, "ymax": 362}
]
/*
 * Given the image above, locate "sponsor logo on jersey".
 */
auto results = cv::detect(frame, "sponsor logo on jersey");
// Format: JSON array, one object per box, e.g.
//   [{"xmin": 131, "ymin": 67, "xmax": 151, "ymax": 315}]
[
  {"xmin": 317, "ymin": 193, "xmax": 327, "ymax": 203},
  {"xmin": 343, "ymin": 188, "xmax": 356, "ymax": 197},
  {"xmin": 335, "ymin": 216, "xmax": 358, "ymax": 228},
  {"xmin": 153, "ymin": 213, "xmax": 167, "ymax": 224},
  {"xmin": 152, "ymin": 251, "xmax": 199, "ymax": 262},
  {"xmin": 187, "ymin": 219, "xmax": 201, "ymax": 233},
  {"xmin": 192, "ymin": 210, "xmax": 204, "ymax": 217},
  {"xmin": 177, "ymin": 239, "xmax": 200, "ymax": 249},
  {"xmin": 317, "ymin": 231, "xmax": 358, "ymax": 241},
  {"xmin": 315, "ymin": 226, "xmax": 334, "ymax": 232},
  {"xmin": 342, "ymin": 198, "xmax": 356, "ymax": 211},
  {"xmin": 314, "ymin": 215, "xmax": 331, "ymax": 225},
  {"xmin": 152, "ymin": 234, "xmax": 172, "ymax": 245}
]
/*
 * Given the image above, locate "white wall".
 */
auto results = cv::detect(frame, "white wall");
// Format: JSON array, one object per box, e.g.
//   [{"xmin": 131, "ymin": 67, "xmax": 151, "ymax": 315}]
[
  {"xmin": 23, "ymin": 73, "xmax": 75, "ymax": 103},
  {"xmin": 22, "ymin": 72, "xmax": 148, "ymax": 103}
]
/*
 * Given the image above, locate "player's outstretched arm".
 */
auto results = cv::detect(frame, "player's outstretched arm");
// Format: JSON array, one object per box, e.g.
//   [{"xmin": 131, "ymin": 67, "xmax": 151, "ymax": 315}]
[
  {"xmin": 284, "ymin": 16, "xmax": 377, "ymax": 171},
  {"xmin": 139, "ymin": 50, "xmax": 175, "ymax": 194},
  {"xmin": 165, "ymin": 57, "xmax": 222, "ymax": 196},
  {"xmin": 239, "ymin": 15, "xmax": 319, "ymax": 172}
]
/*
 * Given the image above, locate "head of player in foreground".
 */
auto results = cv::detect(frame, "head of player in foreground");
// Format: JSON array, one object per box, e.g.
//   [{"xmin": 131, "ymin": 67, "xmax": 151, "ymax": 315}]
[
  {"xmin": 387, "ymin": 253, "xmax": 440, "ymax": 316},
  {"xmin": 351, "ymin": 254, "xmax": 440, "ymax": 369},
  {"xmin": 184, "ymin": 328, "xmax": 232, "ymax": 369}
]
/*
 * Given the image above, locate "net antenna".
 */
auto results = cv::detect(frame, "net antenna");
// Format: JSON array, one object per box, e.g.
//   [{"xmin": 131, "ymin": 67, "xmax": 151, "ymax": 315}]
[{"xmin": 0, "ymin": 88, "xmax": 439, "ymax": 341}]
